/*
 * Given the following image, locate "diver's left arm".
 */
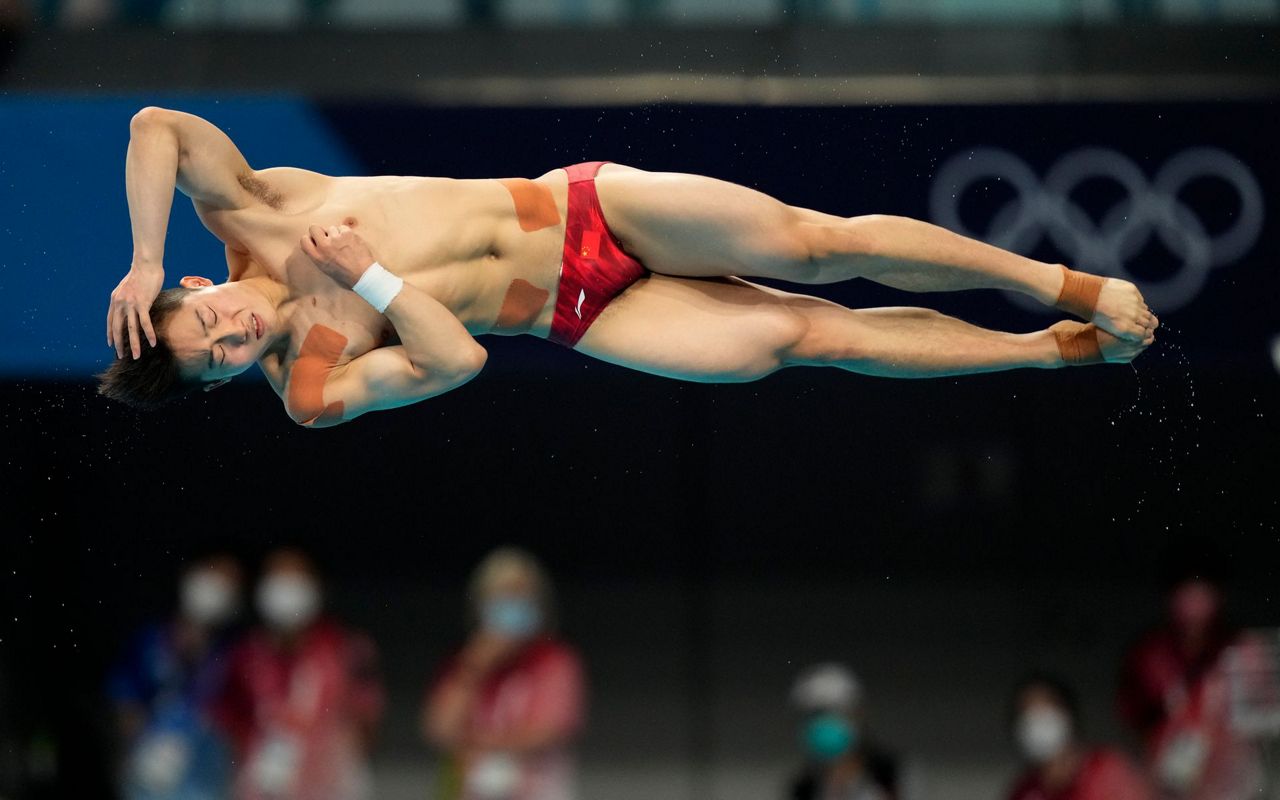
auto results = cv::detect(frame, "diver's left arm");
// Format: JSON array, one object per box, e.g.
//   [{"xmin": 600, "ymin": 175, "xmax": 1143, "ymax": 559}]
[
  {"xmin": 110, "ymin": 107, "xmax": 257, "ymax": 357},
  {"xmin": 297, "ymin": 225, "xmax": 488, "ymax": 428}
]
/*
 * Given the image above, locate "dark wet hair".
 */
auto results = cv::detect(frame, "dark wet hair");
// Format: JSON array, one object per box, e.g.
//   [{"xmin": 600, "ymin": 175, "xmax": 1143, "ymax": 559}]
[
  {"xmin": 97, "ymin": 286, "xmax": 200, "ymax": 410},
  {"xmin": 1009, "ymin": 672, "xmax": 1081, "ymax": 730}
]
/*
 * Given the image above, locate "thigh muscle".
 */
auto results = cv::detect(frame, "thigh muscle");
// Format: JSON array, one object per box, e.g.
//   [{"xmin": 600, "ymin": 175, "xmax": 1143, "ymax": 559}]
[
  {"xmin": 595, "ymin": 165, "xmax": 815, "ymax": 280},
  {"xmin": 574, "ymin": 273, "xmax": 809, "ymax": 383}
]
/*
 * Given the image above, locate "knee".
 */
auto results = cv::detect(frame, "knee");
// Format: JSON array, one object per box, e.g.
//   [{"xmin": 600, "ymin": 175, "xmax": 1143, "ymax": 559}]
[
  {"xmin": 782, "ymin": 217, "xmax": 881, "ymax": 279},
  {"xmin": 783, "ymin": 311, "xmax": 877, "ymax": 367},
  {"xmin": 735, "ymin": 306, "xmax": 811, "ymax": 379}
]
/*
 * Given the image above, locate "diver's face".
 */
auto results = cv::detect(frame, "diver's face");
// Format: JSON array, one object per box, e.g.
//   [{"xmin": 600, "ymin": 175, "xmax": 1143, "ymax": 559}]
[{"xmin": 166, "ymin": 279, "xmax": 278, "ymax": 383}]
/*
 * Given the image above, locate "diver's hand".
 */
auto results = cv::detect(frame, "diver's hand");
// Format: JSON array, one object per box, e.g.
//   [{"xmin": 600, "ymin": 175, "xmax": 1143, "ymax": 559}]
[
  {"xmin": 300, "ymin": 224, "xmax": 375, "ymax": 290},
  {"xmin": 107, "ymin": 265, "xmax": 164, "ymax": 359}
]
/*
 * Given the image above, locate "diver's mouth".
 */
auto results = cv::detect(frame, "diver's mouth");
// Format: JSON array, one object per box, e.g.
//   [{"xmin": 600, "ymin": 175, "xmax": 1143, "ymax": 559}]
[{"xmin": 251, "ymin": 312, "xmax": 264, "ymax": 340}]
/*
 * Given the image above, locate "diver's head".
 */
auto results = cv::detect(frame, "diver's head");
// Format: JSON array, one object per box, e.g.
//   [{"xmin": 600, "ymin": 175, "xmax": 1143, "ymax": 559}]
[{"xmin": 97, "ymin": 276, "xmax": 280, "ymax": 408}]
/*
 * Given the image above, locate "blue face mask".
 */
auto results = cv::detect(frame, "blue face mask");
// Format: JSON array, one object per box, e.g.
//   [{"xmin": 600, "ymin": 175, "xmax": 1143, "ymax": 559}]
[
  {"xmin": 803, "ymin": 713, "xmax": 856, "ymax": 762},
  {"xmin": 482, "ymin": 597, "xmax": 542, "ymax": 639}
]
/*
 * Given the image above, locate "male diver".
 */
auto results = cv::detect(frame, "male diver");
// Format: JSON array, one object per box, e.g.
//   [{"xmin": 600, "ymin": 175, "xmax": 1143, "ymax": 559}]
[{"xmin": 101, "ymin": 108, "xmax": 1157, "ymax": 428}]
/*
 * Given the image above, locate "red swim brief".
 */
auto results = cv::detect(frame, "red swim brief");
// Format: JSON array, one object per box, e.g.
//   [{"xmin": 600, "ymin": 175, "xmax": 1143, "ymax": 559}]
[{"xmin": 548, "ymin": 161, "xmax": 649, "ymax": 349}]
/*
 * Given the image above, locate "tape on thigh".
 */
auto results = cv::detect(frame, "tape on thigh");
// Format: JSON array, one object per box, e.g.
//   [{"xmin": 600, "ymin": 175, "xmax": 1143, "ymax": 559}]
[
  {"xmin": 499, "ymin": 179, "xmax": 561, "ymax": 232},
  {"xmin": 287, "ymin": 325, "xmax": 347, "ymax": 426}
]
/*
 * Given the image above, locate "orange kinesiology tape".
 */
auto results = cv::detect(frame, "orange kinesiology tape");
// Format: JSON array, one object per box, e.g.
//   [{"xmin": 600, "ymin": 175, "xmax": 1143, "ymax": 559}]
[
  {"xmin": 499, "ymin": 179, "xmax": 561, "ymax": 232},
  {"xmin": 495, "ymin": 279, "xmax": 550, "ymax": 334},
  {"xmin": 1055, "ymin": 265, "xmax": 1105, "ymax": 321},
  {"xmin": 1053, "ymin": 323, "xmax": 1104, "ymax": 366},
  {"xmin": 287, "ymin": 324, "xmax": 348, "ymax": 427}
]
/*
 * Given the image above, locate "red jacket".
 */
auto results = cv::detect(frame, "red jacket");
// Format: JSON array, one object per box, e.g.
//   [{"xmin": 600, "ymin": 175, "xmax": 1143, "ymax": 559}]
[{"xmin": 1007, "ymin": 748, "xmax": 1153, "ymax": 800}]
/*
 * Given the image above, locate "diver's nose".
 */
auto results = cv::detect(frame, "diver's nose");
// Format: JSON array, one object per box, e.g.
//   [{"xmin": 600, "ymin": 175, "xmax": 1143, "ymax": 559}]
[{"xmin": 216, "ymin": 314, "xmax": 248, "ymax": 346}]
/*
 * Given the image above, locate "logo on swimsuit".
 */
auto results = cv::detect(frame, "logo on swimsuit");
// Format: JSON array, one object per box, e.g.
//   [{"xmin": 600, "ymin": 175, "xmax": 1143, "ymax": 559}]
[
  {"xmin": 575, "ymin": 288, "xmax": 586, "ymax": 319},
  {"xmin": 929, "ymin": 147, "xmax": 1264, "ymax": 311}
]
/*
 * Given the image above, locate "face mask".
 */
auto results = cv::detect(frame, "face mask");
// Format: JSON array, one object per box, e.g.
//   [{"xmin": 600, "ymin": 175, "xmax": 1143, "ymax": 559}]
[
  {"xmin": 180, "ymin": 571, "xmax": 238, "ymax": 626},
  {"xmin": 256, "ymin": 574, "xmax": 320, "ymax": 632},
  {"xmin": 1016, "ymin": 707, "xmax": 1071, "ymax": 764},
  {"xmin": 803, "ymin": 713, "xmax": 856, "ymax": 762},
  {"xmin": 482, "ymin": 596, "xmax": 541, "ymax": 640}
]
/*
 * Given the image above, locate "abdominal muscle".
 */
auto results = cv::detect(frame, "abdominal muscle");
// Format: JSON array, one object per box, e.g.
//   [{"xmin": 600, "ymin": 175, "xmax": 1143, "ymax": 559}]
[
  {"xmin": 228, "ymin": 169, "xmax": 570, "ymax": 340},
  {"xmin": 214, "ymin": 169, "xmax": 571, "ymax": 399},
  {"xmin": 320, "ymin": 170, "xmax": 568, "ymax": 340}
]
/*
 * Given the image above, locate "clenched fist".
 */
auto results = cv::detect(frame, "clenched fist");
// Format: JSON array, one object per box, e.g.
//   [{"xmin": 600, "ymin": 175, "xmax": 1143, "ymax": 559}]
[{"xmin": 300, "ymin": 224, "xmax": 376, "ymax": 290}]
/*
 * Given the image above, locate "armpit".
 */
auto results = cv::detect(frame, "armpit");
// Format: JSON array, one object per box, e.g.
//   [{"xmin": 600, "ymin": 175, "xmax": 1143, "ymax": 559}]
[{"xmin": 237, "ymin": 172, "xmax": 285, "ymax": 210}]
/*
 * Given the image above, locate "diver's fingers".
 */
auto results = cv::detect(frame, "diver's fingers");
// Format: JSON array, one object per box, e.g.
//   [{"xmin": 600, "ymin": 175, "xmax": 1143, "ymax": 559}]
[
  {"xmin": 300, "ymin": 233, "xmax": 321, "ymax": 262},
  {"xmin": 113, "ymin": 307, "xmax": 127, "ymax": 359},
  {"xmin": 126, "ymin": 308, "xmax": 141, "ymax": 359},
  {"xmin": 139, "ymin": 306, "xmax": 157, "ymax": 349}
]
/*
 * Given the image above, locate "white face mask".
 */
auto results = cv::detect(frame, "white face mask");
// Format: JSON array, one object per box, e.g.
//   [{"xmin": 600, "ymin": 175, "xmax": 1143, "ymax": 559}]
[
  {"xmin": 180, "ymin": 571, "xmax": 238, "ymax": 626},
  {"xmin": 1016, "ymin": 706, "xmax": 1072, "ymax": 764},
  {"xmin": 256, "ymin": 574, "xmax": 321, "ymax": 632}
]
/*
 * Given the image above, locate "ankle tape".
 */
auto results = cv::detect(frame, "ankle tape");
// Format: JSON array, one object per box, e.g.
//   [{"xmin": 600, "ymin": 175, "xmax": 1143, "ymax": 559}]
[
  {"xmin": 1055, "ymin": 265, "xmax": 1104, "ymax": 321},
  {"xmin": 1054, "ymin": 323, "xmax": 1104, "ymax": 365}
]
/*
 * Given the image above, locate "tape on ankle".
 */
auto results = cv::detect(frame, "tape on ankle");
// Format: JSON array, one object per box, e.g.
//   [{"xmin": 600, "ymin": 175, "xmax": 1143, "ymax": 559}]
[
  {"xmin": 1054, "ymin": 324, "xmax": 1104, "ymax": 365},
  {"xmin": 1055, "ymin": 265, "xmax": 1104, "ymax": 321},
  {"xmin": 352, "ymin": 262, "xmax": 403, "ymax": 313}
]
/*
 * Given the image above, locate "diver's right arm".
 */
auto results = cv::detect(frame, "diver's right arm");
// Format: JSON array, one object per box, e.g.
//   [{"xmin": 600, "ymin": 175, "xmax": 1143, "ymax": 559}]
[
  {"xmin": 109, "ymin": 107, "xmax": 255, "ymax": 358},
  {"xmin": 292, "ymin": 225, "xmax": 489, "ymax": 429}
]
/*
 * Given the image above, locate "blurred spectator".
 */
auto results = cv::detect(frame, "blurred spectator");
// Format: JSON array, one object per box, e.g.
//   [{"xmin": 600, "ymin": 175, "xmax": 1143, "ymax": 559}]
[
  {"xmin": 1006, "ymin": 673, "xmax": 1152, "ymax": 800},
  {"xmin": 423, "ymin": 547, "xmax": 585, "ymax": 800},
  {"xmin": 1117, "ymin": 561, "xmax": 1265, "ymax": 799},
  {"xmin": 215, "ymin": 548, "xmax": 384, "ymax": 800},
  {"xmin": 107, "ymin": 553, "xmax": 243, "ymax": 800},
  {"xmin": 787, "ymin": 663, "xmax": 898, "ymax": 800}
]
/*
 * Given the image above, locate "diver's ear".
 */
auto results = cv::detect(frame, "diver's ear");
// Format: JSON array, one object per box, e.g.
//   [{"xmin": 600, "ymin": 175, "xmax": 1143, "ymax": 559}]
[
  {"xmin": 203, "ymin": 378, "xmax": 231, "ymax": 393},
  {"xmin": 180, "ymin": 276, "xmax": 215, "ymax": 289}
]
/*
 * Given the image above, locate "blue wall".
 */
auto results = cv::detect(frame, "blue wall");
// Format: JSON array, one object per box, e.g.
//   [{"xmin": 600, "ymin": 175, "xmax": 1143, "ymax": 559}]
[
  {"xmin": 2, "ymin": 97, "xmax": 1275, "ymax": 379},
  {"xmin": 0, "ymin": 96, "xmax": 360, "ymax": 377}
]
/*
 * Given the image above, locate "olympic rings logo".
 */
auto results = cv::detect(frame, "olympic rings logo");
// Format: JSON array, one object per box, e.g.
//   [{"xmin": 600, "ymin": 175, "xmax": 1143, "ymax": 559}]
[{"xmin": 929, "ymin": 147, "xmax": 1264, "ymax": 311}]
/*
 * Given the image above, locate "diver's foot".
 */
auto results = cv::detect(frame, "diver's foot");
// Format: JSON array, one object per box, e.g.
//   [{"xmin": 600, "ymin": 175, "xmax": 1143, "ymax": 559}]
[
  {"xmin": 1050, "ymin": 320, "xmax": 1154, "ymax": 366},
  {"xmin": 1053, "ymin": 266, "xmax": 1158, "ymax": 343},
  {"xmin": 1093, "ymin": 276, "xmax": 1158, "ymax": 343}
]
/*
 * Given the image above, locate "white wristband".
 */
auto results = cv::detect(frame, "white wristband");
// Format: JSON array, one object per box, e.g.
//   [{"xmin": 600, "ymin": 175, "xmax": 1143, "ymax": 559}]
[{"xmin": 351, "ymin": 262, "xmax": 404, "ymax": 313}]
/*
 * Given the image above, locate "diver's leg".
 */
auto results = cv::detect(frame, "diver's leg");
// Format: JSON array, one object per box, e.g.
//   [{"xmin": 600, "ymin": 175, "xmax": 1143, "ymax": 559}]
[
  {"xmin": 574, "ymin": 275, "xmax": 1152, "ymax": 382},
  {"xmin": 594, "ymin": 165, "xmax": 1157, "ymax": 342}
]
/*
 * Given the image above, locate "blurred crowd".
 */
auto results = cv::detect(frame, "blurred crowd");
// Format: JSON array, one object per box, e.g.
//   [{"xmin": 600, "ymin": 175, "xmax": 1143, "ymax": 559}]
[
  {"xmin": 784, "ymin": 564, "xmax": 1276, "ymax": 800},
  {"xmin": 108, "ymin": 546, "xmax": 584, "ymax": 800},
  {"xmin": 106, "ymin": 542, "xmax": 1276, "ymax": 800}
]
